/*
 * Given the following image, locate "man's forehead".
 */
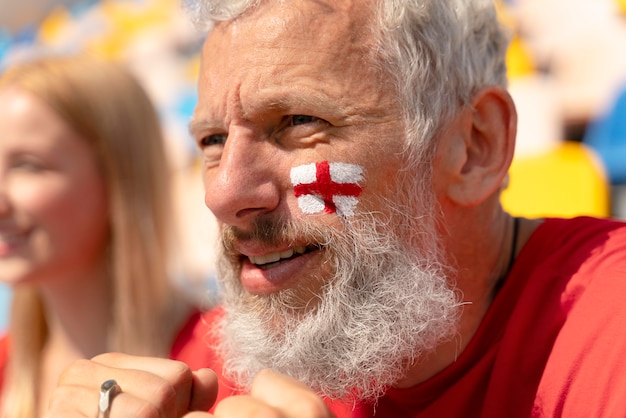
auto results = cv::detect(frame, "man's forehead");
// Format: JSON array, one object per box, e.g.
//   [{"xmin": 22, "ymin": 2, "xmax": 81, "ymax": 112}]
[
  {"xmin": 208, "ymin": 0, "xmax": 374, "ymax": 44},
  {"xmin": 199, "ymin": 0, "xmax": 379, "ymax": 86},
  {"xmin": 195, "ymin": 0, "xmax": 388, "ymax": 125}
]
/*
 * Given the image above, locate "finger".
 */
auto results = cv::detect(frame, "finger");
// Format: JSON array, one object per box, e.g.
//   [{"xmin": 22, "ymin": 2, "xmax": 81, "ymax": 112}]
[
  {"xmin": 45, "ymin": 383, "xmax": 90, "ymax": 418},
  {"xmin": 189, "ymin": 368, "xmax": 219, "ymax": 412},
  {"xmin": 249, "ymin": 370, "xmax": 333, "ymax": 418},
  {"xmin": 46, "ymin": 382, "xmax": 173, "ymax": 418},
  {"xmin": 91, "ymin": 353, "xmax": 194, "ymax": 416},
  {"xmin": 91, "ymin": 352, "xmax": 193, "ymax": 385},
  {"xmin": 55, "ymin": 365, "xmax": 178, "ymax": 418},
  {"xmin": 54, "ymin": 356, "xmax": 191, "ymax": 417}
]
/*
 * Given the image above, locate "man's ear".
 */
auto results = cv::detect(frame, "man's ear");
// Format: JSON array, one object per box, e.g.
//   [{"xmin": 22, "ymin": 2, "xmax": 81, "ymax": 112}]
[{"xmin": 445, "ymin": 86, "xmax": 517, "ymax": 207}]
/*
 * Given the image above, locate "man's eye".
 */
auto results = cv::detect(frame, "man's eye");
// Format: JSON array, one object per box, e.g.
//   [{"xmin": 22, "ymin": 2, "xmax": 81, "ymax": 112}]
[
  {"xmin": 199, "ymin": 134, "xmax": 227, "ymax": 148},
  {"xmin": 290, "ymin": 115, "xmax": 318, "ymax": 126}
]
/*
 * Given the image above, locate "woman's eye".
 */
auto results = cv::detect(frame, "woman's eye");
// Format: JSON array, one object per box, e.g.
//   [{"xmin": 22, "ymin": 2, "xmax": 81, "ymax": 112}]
[
  {"xmin": 199, "ymin": 133, "xmax": 227, "ymax": 148},
  {"xmin": 290, "ymin": 115, "xmax": 319, "ymax": 126},
  {"xmin": 12, "ymin": 157, "xmax": 45, "ymax": 172}
]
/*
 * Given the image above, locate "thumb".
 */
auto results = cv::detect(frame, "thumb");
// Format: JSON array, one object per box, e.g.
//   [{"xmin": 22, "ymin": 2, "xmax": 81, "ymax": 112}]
[{"xmin": 189, "ymin": 368, "xmax": 219, "ymax": 412}]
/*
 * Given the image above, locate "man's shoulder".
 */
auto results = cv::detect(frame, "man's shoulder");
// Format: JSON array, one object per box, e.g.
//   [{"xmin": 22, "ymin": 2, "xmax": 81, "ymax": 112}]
[
  {"xmin": 529, "ymin": 217, "xmax": 626, "ymax": 415},
  {"xmin": 523, "ymin": 216, "xmax": 626, "ymax": 268},
  {"xmin": 513, "ymin": 215, "xmax": 626, "ymax": 305},
  {"xmin": 535, "ymin": 216, "xmax": 626, "ymax": 242}
]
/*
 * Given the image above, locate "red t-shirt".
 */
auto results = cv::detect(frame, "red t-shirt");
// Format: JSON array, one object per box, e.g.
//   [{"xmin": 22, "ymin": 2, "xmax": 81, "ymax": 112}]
[
  {"xmin": 169, "ymin": 309, "xmax": 237, "ymax": 409},
  {"xmin": 347, "ymin": 216, "xmax": 626, "ymax": 417},
  {"xmin": 0, "ymin": 334, "xmax": 7, "ymax": 396}
]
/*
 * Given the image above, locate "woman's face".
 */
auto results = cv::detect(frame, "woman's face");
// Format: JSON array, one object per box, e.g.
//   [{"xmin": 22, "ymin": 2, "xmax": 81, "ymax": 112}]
[{"xmin": 0, "ymin": 87, "xmax": 109, "ymax": 286}]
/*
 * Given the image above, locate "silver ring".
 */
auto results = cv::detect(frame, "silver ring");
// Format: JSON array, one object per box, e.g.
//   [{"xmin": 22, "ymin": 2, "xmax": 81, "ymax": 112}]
[{"xmin": 98, "ymin": 379, "xmax": 121, "ymax": 418}]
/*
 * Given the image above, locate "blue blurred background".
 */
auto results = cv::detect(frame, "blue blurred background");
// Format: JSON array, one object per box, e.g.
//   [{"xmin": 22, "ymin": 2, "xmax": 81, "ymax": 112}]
[{"xmin": 0, "ymin": 285, "xmax": 9, "ymax": 330}]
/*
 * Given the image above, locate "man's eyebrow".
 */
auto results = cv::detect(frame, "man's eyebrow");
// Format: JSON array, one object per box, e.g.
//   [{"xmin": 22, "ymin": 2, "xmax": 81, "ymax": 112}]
[
  {"xmin": 188, "ymin": 118, "xmax": 220, "ymax": 139},
  {"xmin": 188, "ymin": 93, "xmax": 349, "ymax": 137},
  {"xmin": 261, "ymin": 93, "xmax": 329, "ymax": 112}
]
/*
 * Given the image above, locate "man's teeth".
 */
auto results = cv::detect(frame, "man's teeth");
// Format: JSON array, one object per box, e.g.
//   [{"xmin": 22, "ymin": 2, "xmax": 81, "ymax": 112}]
[{"xmin": 249, "ymin": 246, "xmax": 308, "ymax": 266}]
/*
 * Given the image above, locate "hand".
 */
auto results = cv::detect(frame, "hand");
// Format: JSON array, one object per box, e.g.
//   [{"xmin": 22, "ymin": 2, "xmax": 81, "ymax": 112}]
[
  {"xmin": 183, "ymin": 370, "xmax": 334, "ymax": 418},
  {"xmin": 45, "ymin": 352, "xmax": 218, "ymax": 418}
]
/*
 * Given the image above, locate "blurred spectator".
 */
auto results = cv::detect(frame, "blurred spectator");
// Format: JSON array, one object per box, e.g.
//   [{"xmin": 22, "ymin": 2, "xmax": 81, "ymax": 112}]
[
  {"xmin": 0, "ymin": 0, "xmax": 219, "ymax": 337},
  {"xmin": 0, "ymin": 54, "xmax": 211, "ymax": 418}
]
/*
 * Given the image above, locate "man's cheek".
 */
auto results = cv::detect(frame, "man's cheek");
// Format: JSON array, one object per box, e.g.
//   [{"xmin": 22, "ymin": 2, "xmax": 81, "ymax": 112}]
[{"xmin": 290, "ymin": 161, "xmax": 364, "ymax": 218}]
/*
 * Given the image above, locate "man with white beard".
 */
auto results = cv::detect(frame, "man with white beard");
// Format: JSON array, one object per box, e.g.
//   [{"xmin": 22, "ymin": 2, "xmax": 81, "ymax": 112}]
[
  {"xmin": 217, "ymin": 214, "xmax": 458, "ymax": 402},
  {"xmin": 45, "ymin": 0, "xmax": 626, "ymax": 417}
]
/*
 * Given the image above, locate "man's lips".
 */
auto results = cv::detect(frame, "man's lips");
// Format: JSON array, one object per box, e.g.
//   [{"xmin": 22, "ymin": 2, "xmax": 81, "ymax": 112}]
[
  {"xmin": 247, "ymin": 245, "xmax": 320, "ymax": 269},
  {"xmin": 237, "ymin": 244, "xmax": 323, "ymax": 294}
]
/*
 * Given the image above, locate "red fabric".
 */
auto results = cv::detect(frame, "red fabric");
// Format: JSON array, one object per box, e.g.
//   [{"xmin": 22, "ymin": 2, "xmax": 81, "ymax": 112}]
[
  {"xmin": 0, "ymin": 335, "xmax": 8, "ymax": 395},
  {"xmin": 169, "ymin": 308, "xmax": 237, "ymax": 410},
  {"xmin": 345, "ymin": 216, "xmax": 626, "ymax": 417}
]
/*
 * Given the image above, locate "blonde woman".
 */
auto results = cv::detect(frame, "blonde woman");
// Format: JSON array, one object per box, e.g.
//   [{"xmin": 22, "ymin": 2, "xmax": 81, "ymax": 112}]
[{"xmin": 0, "ymin": 55, "xmax": 215, "ymax": 418}]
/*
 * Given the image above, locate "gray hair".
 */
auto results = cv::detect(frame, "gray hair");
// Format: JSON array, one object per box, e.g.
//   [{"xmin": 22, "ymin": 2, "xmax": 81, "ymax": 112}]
[
  {"xmin": 183, "ymin": 0, "xmax": 258, "ymax": 24},
  {"xmin": 185, "ymin": 0, "xmax": 510, "ymax": 163},
  {"xmin": 376, "ymin": 0, "xmax": 510, "ymax": 168}
]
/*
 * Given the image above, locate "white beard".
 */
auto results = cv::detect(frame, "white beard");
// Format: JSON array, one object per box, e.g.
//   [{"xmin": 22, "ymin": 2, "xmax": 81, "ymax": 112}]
[{"xmin": 214, "ymin": 207, "xmax": 461, "ymax": 402}]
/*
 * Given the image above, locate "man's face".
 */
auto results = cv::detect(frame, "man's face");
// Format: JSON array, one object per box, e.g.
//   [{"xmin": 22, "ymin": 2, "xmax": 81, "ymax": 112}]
[
  {"xmin": 193, "ymin": 0, "xmax": 407, "ymax": 303},
  {"xmin": 192, "ymin": 0, "xmax": 459, "ymax": 400}
]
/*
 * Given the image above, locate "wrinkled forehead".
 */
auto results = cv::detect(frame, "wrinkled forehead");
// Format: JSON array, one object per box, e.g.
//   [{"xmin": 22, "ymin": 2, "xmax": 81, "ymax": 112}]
[
  {"xmin": 205, "ymin": 0, "xmax": 377, "ymax": 55},
  {"xmin": 196, "ymin": 0, "xmax": 386, "ymax": 119}
]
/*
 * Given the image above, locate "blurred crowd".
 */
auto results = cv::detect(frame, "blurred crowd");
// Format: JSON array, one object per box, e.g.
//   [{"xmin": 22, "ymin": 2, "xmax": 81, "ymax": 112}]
[
  {"xmin": 500, "ymin": 0, "xmax": 626, "ymax": 219},
  {"xmin": 1, "ymin": 0, "xmax": 626, "ymax": 331}
]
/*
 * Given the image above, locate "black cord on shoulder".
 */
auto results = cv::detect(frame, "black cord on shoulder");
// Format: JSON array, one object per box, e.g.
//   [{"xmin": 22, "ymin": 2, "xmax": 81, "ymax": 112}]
[
  {"xmin": 506, "ymin": 216, "xmax": 520, "ymax": 274},
  {"xmin": 493, "ymin": 216, "xmax": 520, "ymax": 297}
]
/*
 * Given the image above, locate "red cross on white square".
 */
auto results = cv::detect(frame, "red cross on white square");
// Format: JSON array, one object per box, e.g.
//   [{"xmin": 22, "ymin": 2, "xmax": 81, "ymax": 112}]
[{"xmin": 290, "ymin": 161, "xmax": 363, "ymax": 217}]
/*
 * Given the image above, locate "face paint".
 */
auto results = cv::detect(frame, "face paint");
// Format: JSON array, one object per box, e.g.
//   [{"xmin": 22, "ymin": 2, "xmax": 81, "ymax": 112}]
[{"xmin": 290, "ymin": 161, "xmax": 363, "ymax": 217}]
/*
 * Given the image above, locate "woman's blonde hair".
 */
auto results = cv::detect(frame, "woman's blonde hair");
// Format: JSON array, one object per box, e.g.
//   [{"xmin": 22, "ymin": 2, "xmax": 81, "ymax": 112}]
[{"xmin": 0, "ymin": 54, "xmax": 185, "ymax": 417}]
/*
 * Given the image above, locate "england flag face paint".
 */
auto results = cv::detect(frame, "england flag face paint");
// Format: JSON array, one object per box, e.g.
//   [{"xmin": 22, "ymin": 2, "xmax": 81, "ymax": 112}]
[{"xmin": 290, "ymin": 161, "xmax": 364, "ymax": 217}]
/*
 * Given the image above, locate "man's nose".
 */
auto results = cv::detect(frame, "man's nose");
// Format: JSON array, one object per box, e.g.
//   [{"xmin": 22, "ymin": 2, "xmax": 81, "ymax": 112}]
[{"xmin": 203, "ymin": 127, "xmax": 280, "ymax": 229}]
